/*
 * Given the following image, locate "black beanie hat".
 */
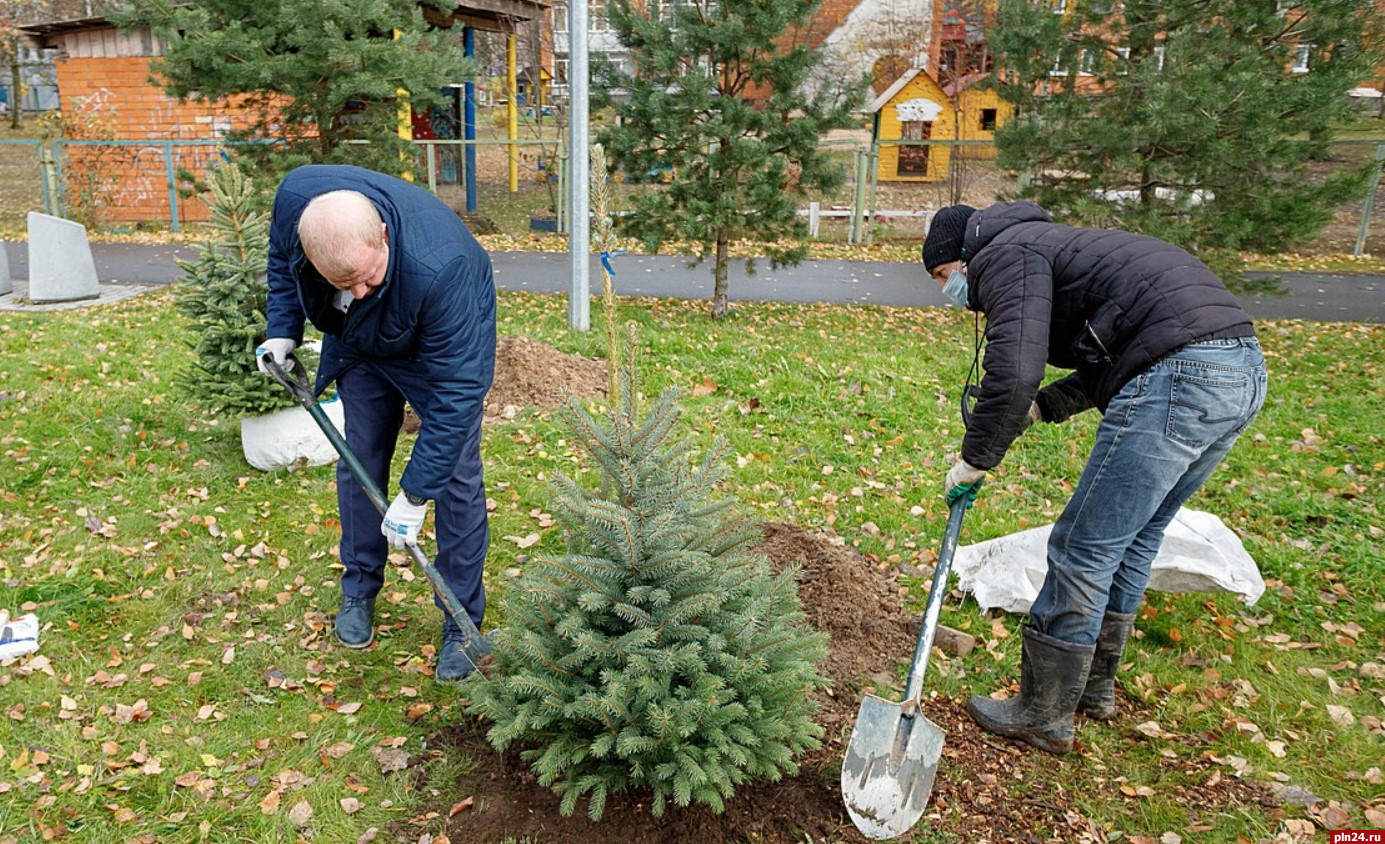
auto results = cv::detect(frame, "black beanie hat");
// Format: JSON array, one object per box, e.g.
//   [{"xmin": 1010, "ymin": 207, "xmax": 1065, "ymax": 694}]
[{"xmin": 922, "ymin": 204, "xmax": 977, "ymax": 272}]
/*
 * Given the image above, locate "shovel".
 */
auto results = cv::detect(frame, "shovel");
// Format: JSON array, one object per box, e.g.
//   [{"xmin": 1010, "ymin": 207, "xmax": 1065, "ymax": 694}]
[
  {"xmin": 842, "ymin": 496, "xmax": 968, "ymax": 839},
  {"xmin": 262, "ymin": 353, "xmax": 485, "ymax": 679}
]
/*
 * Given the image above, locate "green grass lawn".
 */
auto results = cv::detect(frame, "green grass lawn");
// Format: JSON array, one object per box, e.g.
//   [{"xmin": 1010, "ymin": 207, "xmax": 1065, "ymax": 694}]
[{"xmin": 0, "ymin": 289, "xmax": 1381, "ymax": 843}]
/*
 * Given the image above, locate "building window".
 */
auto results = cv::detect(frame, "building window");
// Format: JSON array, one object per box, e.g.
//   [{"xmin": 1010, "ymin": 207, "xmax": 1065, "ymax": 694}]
[
  {"xmin": 553, "ymin": 4, "xmax": 567, "ymax": 32},
  {"xmin": 979, "ymin": 108, "xmax": 997, "ymax": 131},
  {"xmin": 898, "ymin": 120, "xmax": 932, "ymax": 177},
  {"xmin": 1052, "ymin": 0, "xmax": 1067, "ymax": 13},
  {"xmin": 1293, "ymin": 44, "xmax": 1312, "ymax": 73}
]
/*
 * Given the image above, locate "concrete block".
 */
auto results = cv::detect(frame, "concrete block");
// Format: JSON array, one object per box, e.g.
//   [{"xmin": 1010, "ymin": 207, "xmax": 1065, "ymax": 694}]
[
  {"xmin": 27, "ymin": 212, "xmax": 99, "ymax": 304},
  {"xmin": 0, "ymin": 242, "xmax": 10, "ymax": 296}
]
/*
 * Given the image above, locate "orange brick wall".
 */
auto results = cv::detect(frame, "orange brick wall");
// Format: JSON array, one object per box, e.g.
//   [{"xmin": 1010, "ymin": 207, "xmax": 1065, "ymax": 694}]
[
  {"xmin": 804, "ymin": 0, "xmax": 864, "ymax": 50},
  {"xmin": 55, "ymin": 56, "xmax": 265, "ymax": 225}
]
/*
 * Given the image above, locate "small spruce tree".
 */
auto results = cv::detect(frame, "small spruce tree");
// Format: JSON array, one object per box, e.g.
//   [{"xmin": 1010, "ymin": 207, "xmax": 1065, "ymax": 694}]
[
  {"xmin": 176, "ymin": 161, "xmax": 308, "ymax": 417},
  {"xmin": 466, "ymin": 328, "xmax": 828, "ymax": 821}
]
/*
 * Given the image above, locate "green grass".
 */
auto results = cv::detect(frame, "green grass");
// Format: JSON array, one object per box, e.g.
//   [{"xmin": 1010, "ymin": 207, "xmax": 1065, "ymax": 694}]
[{"xmin": 0, "ymin": 289, "xmax": 1382, "ymax": 843}]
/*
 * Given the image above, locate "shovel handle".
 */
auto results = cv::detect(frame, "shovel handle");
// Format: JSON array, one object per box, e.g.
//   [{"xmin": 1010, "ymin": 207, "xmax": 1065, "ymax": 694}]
[
  {"xmin": 261, "ymin": 354, "xmax": 486, "ymax": 673},
  {"xmin": 901, "ymin": 496, "xmax": 968, "ymax": 708}
]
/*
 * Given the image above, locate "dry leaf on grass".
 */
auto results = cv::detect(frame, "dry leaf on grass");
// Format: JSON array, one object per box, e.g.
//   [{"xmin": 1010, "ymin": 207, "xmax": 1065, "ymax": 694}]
[
  {"xmin": 288, "ymin": 799, "xmax": 313, "ymax": 827},
  {"xmin": 373, "ymin": 747, "xmax": 411, "ymax": 774}
]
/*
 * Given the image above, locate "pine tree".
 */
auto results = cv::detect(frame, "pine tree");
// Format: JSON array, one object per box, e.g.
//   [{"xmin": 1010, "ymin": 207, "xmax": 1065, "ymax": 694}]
[
  {"xmin": 594, "ymin": 0, "xmax": 867, "ymax": 318},
  {"xmin": 113, "ymin": 0, "xmax": 474, "ymax": 182},
  {"xmin": 990, "ymin": 0, "xmax": 1384, "ymax": 265},
  {"xmin": 175, "ymin": 161, "xmax": 309, "ymax": 417},
  {"xmin": 465, "ymin": 328, "xmax": 828, "ymax": 821}
]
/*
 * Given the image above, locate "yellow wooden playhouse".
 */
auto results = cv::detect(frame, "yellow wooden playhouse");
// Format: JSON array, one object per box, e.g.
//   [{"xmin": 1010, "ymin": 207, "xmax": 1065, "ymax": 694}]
[{"xmin": 868, "ymin": 68, "xmax": 1012, "ymax": 182}]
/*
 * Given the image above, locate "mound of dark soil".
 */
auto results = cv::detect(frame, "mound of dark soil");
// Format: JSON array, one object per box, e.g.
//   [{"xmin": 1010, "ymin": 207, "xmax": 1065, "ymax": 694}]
[{"xmin": 404, "ymin": 335, "xmax": 608, "ymax": 432}]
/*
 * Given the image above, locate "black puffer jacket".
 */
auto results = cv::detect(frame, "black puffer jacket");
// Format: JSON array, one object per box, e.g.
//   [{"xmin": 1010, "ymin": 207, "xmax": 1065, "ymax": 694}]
[{"xmin": 959, "ymin": 201, "xmax": 1254, "ymax": 470}]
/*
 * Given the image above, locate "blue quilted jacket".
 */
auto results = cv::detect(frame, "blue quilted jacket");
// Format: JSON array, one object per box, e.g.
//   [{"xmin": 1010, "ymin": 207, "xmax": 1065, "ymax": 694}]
[{"xmin": 265, "ymin": 164, "xmax": 496, "ymax": 499}]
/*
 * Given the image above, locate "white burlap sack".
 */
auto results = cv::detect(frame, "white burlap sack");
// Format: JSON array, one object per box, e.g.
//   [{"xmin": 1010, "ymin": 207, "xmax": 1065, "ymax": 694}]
[
  {"xmin": 952, "ymin": 508, "xmax": 1265, "ymax": 614},
  {"xmin": 240, "ymin": 396, "xmax": 346, "ymax": 471}
]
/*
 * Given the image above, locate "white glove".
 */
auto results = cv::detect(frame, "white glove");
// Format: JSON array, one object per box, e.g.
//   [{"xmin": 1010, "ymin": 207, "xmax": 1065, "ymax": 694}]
[
  {"xmin": 945, "ymin": 459, "xmax": 987, "ymax": 507},
  {"xmin": 255, "ymin": 338, "xmax": 297, "ymax": 376},
  {"xmin": 382, "ymin": 492, "xmax": 428, "ymax": 548}
]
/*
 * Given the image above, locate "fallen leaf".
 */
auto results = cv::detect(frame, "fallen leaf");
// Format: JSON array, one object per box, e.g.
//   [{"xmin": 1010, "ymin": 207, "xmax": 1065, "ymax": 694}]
[
  {"xmin": 113, "ymin": 699, "xmax": 151, "ymax": 724},
  {"xmin": 1134, "ymin": 721, "xmax": 1171, "ymax": 738},
  {"xmin": 340, "ymin": 797, "xmax": 362, "ymax": 814},
  {"xmin": 259, "ymin": 790, "xmax": 281, "ymax": 815},
  {"xmin": 288, "ymin": 800, "xmax": 313, "ymax": 828},
  {"xmin": 336, "ymin": 702, "xmax": 362, "ymax": 715},
  {"xmin": 447, "ymin": 797, "xmax": 474, "ymax": 817},
  {"xmin": 505, "ymin": 533, "xmax": 540, "ymax": 549},
  {"xmin": 1327, "ymin": 705, "xmax": 1356, "ymax": 725},
  {"xmin": 373, "ymin": 748, "xmax": 411, "ymax": 774}
]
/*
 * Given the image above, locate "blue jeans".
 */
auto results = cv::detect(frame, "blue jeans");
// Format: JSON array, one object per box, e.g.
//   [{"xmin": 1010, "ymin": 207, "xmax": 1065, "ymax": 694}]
[
  {"xmin": 1030, "ymin": 337, "xmax": 1267, "ymax": 646},
  {"xmin": 337, "ymin": 363, "xmax": 490, "ymax": 628}
]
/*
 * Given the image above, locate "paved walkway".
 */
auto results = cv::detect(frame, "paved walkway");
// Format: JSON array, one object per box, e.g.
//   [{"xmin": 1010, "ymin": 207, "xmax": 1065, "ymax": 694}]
[{"xmin": 2, "ymin": 241, "xmax": 1382, "ymax": 323}]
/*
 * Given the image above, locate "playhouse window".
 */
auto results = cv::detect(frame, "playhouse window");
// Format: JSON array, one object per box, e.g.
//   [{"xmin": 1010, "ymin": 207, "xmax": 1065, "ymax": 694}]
[
  {"xmin": 898, "ymin": 120, "xmax": 931, "ymax": 176},
  {"xmin": 979, "ymin": 109, "xmax": 997, "ymax": 131}
]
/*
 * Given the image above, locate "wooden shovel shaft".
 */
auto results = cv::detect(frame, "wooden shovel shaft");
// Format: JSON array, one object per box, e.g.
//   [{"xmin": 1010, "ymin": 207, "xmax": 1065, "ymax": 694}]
[{"xmin": 901, "ymin": 497, "xmax": 968, "ymax": 707}]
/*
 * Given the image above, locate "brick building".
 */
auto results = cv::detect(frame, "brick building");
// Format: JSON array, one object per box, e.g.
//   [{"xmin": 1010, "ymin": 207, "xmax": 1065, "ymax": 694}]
[
  {"xmin": 19, "ymin": 16, "xmax": 267, "ymax": 225},
  {"xmin": 20, "ymin": 2, "xmax": 547, "ymax": 226}
]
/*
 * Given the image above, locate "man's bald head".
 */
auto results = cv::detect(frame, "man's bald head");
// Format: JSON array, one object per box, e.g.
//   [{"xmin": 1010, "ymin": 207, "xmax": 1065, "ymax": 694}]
[
  {"xmin": 298, "ymin": 191, "xmax": 386, "ymax": 280},
  {"xmin": 298, "ymin": 191, "xmax": 390, "ymax": 300}
]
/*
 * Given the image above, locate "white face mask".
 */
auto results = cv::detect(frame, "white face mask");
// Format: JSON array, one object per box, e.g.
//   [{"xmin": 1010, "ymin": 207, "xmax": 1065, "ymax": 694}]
[{"xmin": 942, "ymin": 267, "xmax": 969, "ymax": 308}]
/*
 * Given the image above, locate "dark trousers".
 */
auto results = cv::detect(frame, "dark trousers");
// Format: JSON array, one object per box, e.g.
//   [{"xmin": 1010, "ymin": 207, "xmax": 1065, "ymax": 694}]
[{"xmin": 336, "ymin": 363, "xmax": 489, "ymax": 628}]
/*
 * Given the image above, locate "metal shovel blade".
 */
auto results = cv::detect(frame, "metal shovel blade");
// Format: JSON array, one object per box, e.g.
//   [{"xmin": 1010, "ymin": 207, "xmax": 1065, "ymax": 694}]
[
  {"xmin": 841, "ymin": 694, "xmax": 945, "ymax": 840},
  {"xmin": 840, "ymin": 497, "xmax": 968, "ymax": 840}
]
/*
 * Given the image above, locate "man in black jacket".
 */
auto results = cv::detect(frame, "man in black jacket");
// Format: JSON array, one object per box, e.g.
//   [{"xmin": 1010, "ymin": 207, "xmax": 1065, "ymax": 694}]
[{"xmin": 922, "ymin": 201, "xmax": 1267, "ymax": 754}]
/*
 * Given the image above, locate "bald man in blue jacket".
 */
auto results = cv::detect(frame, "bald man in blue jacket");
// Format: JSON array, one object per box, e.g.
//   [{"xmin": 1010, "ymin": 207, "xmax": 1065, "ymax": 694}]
[{"xmin": 256, "ymin": 164, "xmax": 497, "ymax": 681}]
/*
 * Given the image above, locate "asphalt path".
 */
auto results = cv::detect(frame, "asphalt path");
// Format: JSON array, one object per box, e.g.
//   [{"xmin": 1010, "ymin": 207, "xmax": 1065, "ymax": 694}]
[{"xmin": 5, "ymin": 242, "xmax": 1382, "ymax": 323}]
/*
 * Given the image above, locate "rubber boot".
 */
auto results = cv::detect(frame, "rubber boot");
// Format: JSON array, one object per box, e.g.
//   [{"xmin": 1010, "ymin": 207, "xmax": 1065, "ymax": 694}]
[
  {"xmin": 1078, "ymin": 611, "xmax": 1136, "ymax": 721},
  {"xmin": 967, "ymin": 625, "xmax": 1096, "ymax": 755}
]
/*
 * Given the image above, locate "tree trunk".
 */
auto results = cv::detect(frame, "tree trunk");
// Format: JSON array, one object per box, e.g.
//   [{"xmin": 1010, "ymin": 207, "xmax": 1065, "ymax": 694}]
[
  {"xmin": 711, "ymin": 229, "xmax": 729, "ymax": 319},
  {"xmin": 9, "ymin": 57, "xmax": 20, "ymax": 130}
]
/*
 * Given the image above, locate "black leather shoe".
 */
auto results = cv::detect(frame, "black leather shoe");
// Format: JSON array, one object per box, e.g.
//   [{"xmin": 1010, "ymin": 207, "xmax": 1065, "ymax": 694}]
[
  {"xmin": 436, "ymin": 625, "xmax": 493, "ymax": 681},
  {"xmin": 335, "ymin": 595, "xmax": 376, "ymax": 649}
]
